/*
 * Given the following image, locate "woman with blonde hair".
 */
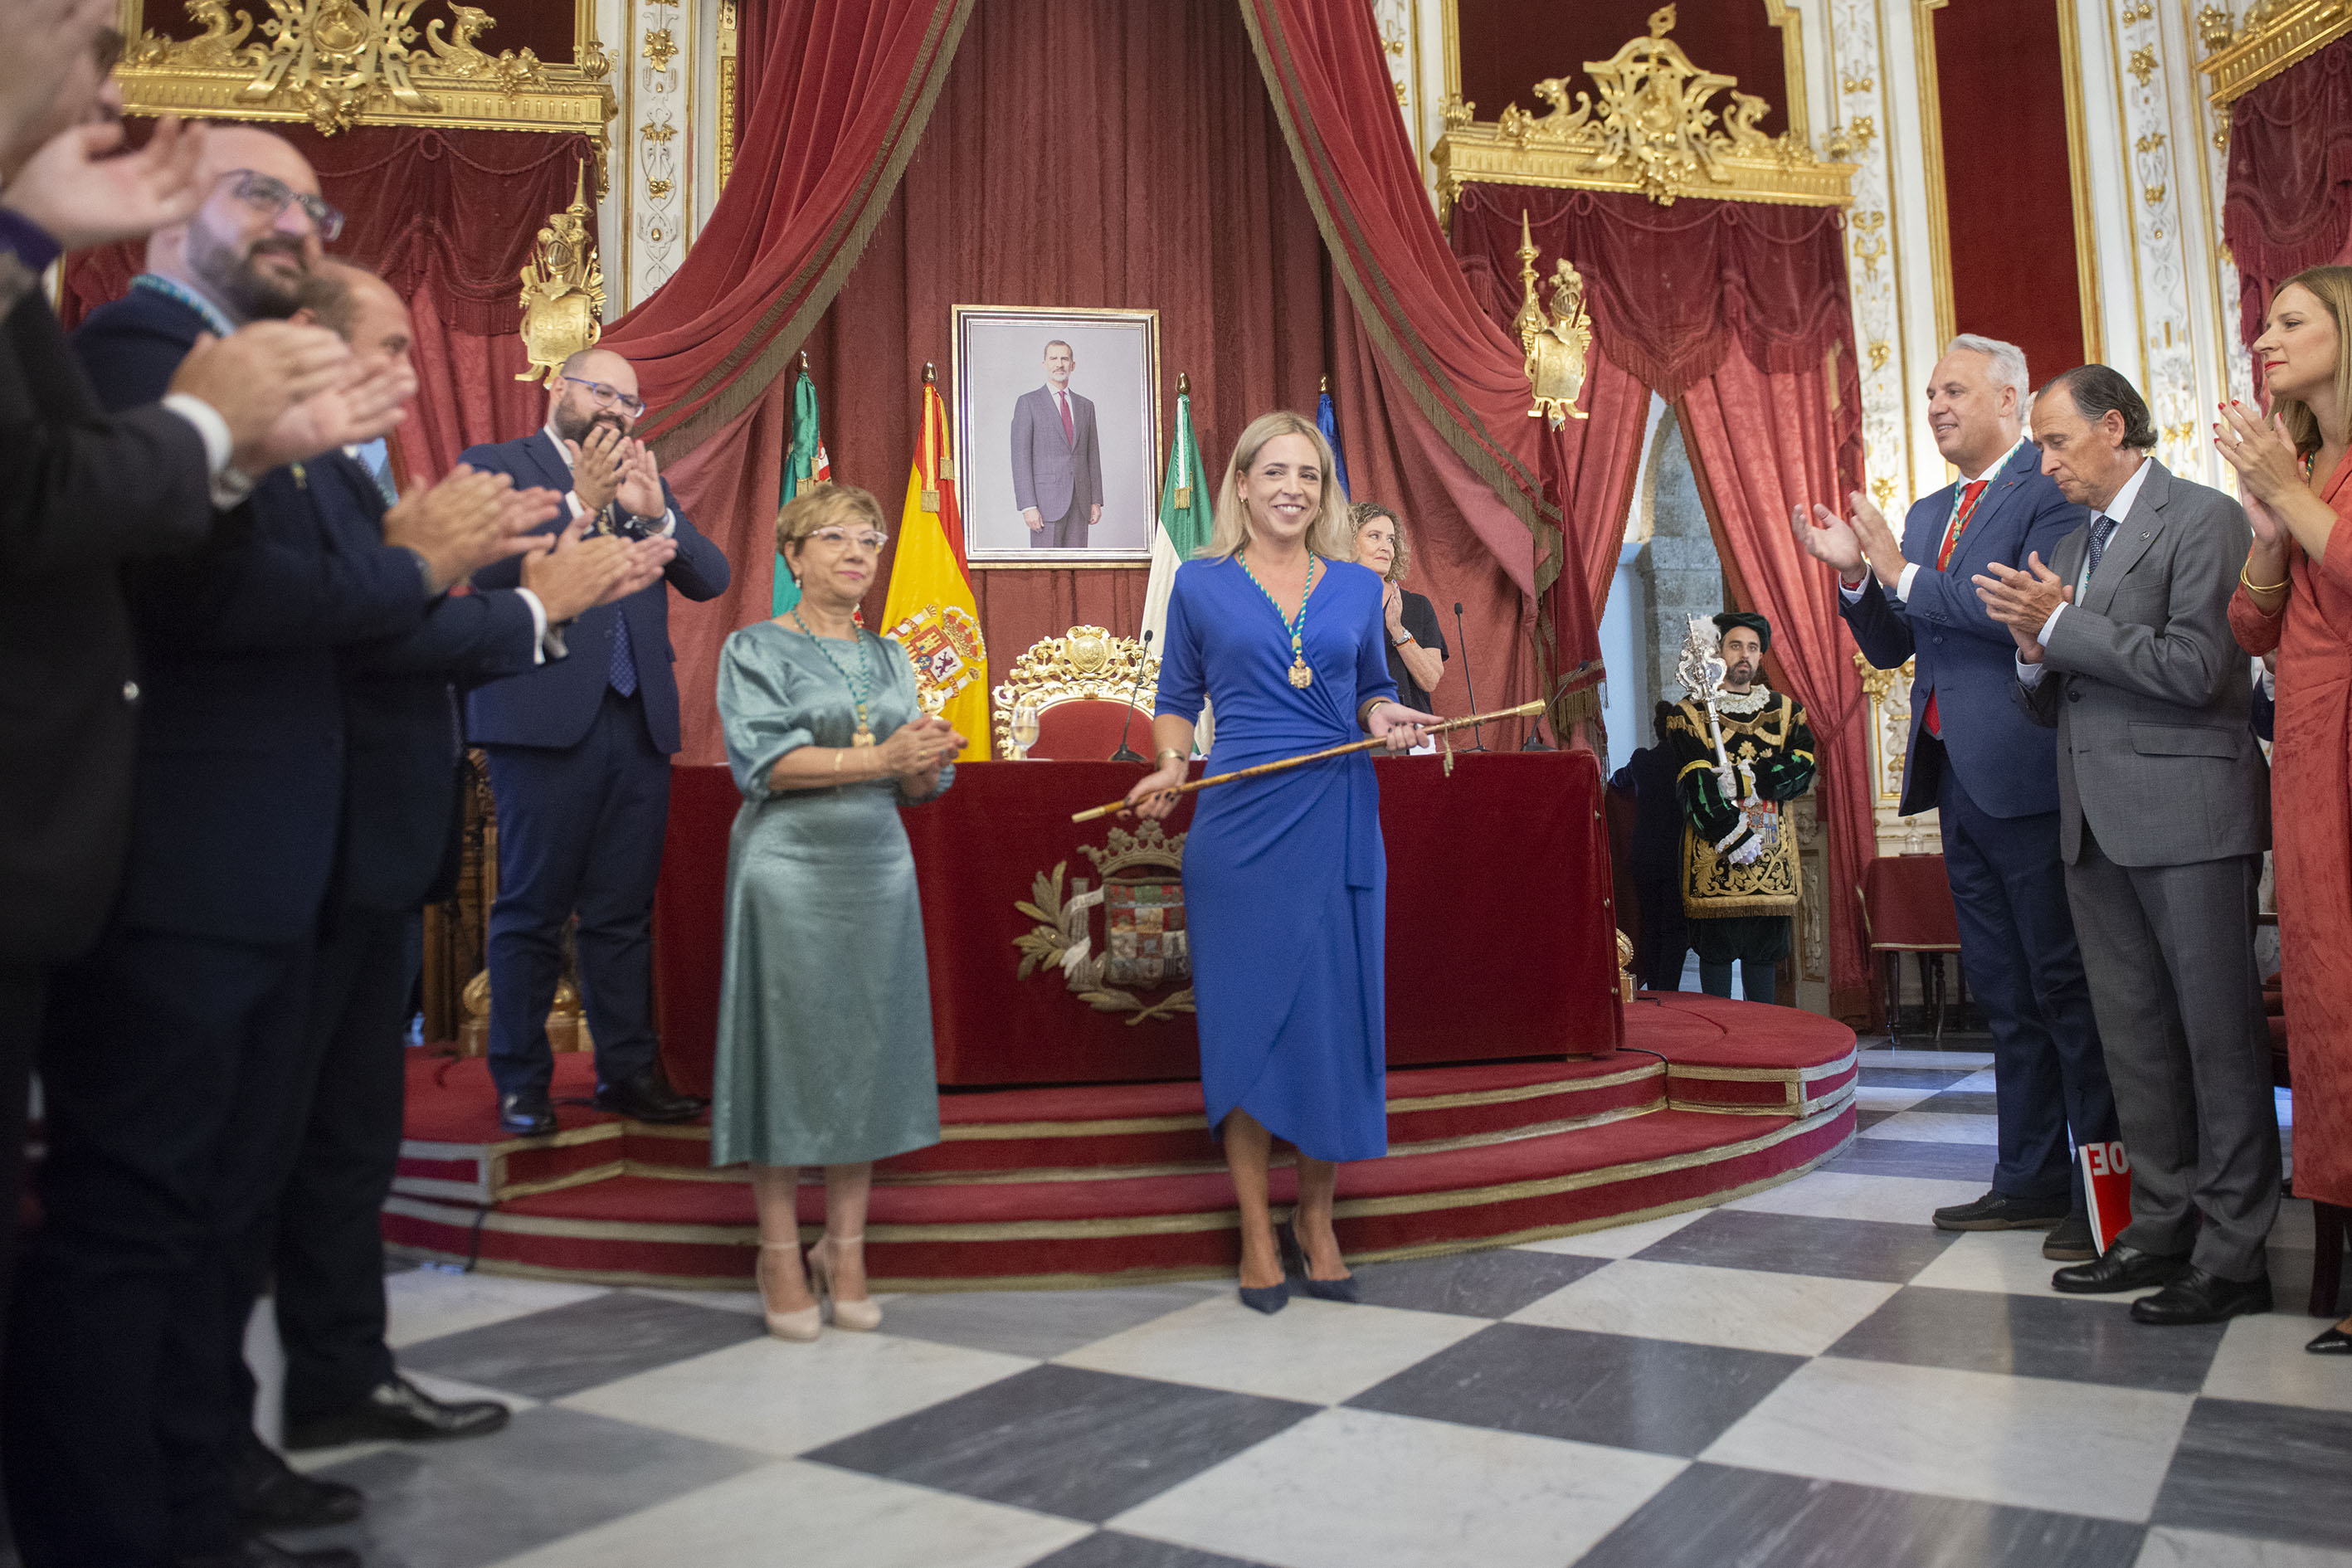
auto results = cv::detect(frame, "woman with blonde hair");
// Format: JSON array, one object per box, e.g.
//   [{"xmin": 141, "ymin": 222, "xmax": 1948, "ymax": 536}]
[
  {"xmin": 1126, "ymin": 411, "xmax": 1436, "ymax": 1312},
  {"xmin": 710, "ymin": 482, "xmax": 963, "ymax": 1339},
  {"xmin": 2218, "ymin": 264, "xmax": 2352, "ymax": 1355},
  {"xmin": 1347, "ymin": 501, "xmax": 1449, "ymax": 715}
]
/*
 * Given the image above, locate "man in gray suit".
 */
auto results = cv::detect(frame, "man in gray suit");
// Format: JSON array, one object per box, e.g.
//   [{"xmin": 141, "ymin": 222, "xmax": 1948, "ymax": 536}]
[
  {"xmin": 1010, "ymin": 338, "xmax": 1103, "ymax": 548},
  {"xmin": 1975, "ymin": 364, "xmax": 2277, "ymax": 1326}
]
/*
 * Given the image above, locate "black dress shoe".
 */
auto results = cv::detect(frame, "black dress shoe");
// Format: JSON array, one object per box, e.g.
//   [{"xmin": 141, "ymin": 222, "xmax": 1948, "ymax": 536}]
[
  {"xmin": 2307, "ymin": 1323, "xmax": 2352, "ymax": 1354},
  {"xmin": 285, "ymin": 1375, "xmax": 512, "ymax": 1451},
  {"xmin": 177, "ymin": 1536, "xmax": 363, "ymax": 1568},
  {"xmin": 592, "ymin": 1064, "xmax": 707, "ymax": 1123},
  {"xmin": 1931, "ymin": 1191, "xmax": 2069, "ymax": 1232},
  {"xmin": 2052, "ymin": 1242, "xmax": 2190, "ymax": 1295},
  {"xmin": 2130, "ymin": 1267, "xmax": 2272, "ymax": 1326},
  {"xmin": 499, "ymin": 1090, "xmax": 556, "ymax": 1137},
  {"xmin": 231, "ymin": 1437, "xmax": 363, "ymax": 1528},
  {"xmin": 2041, "ymin": 1213, "xmax": 2098, "ymax": 1263}
]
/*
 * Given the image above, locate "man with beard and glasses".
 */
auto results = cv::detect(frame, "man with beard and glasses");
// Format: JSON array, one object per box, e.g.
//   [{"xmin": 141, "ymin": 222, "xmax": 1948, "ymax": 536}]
[
  {"xmin": 2, "ymin": 126, "xmax": 540, "ymax": 1568},
  {"xmin": 458, "ymin": 349, "xmax": 729, "ymax": 1136},
  {"xmin": 1665, "ymin": 611, "xmax": 1816, "ymax": 1006}
]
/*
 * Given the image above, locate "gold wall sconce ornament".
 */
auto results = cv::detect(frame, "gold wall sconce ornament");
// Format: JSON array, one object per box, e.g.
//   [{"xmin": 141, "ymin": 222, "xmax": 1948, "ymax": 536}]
[
  {"xmin": 1431, "ymin": 4, "xmax": 1854, "ymax": 220},
  {"xmin": 516, "ymin": 161, "xmax": 605, "ymax": 387},
  {"xmin": 2199, "ymin": 0, "xmax": 2352, "ymax": 149},
  {"xmin": 119, "ymin": 0, "xmax": 616, "ymax": 186},
  {"xmin": 1511, "ymin": 210, "xmax": 1591, "ymax": 427}
]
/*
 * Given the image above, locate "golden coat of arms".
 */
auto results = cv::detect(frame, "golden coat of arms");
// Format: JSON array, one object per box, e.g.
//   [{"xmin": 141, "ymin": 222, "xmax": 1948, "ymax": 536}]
[
  {"xmin": 1511, "ymin": 211, "xmax": 1591, "ymax": 427},
  {"xmin": 1014, "ymin": 820, "xmax": 1194, "ymax": 1025},
  {"xmin": 890, "ymin": 603, "xmax": 986, "ymax": 716}
]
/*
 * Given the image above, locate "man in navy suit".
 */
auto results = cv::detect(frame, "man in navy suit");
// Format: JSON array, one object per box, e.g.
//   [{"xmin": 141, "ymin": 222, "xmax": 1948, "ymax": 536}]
[
  {"xmin": 462, "ymin": 348, "xmax": 731, "ymax": 1134},
  {"xmin": 4, "ymin": 127, "xmax": 538, "ymax": 1568},
  {"xmin": 1794, "ymin": 334, "xmax": 2118, "ymax": 1261},
  {"xmin": 1010, "ymin": 338, "xmax": 1104, "ymax": 548}
]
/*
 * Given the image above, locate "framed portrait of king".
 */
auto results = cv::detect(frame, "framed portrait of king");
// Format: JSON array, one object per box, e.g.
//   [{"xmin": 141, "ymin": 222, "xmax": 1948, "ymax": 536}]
[{"xmin": 953, "ymin": 306, "xmax": 1162, "ymax": 565}]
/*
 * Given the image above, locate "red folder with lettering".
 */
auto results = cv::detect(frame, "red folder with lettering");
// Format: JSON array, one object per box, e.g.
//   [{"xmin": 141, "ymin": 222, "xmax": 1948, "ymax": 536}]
[{"xmin": 2080, "ymin": 1140, "xmax": 2134, "ymax": 1254}]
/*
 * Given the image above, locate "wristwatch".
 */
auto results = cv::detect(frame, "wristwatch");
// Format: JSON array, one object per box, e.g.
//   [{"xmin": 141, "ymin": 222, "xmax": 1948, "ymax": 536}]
[{"xmin": 1390, "ymin": 629, "xmax": 1415, "ymax": 646}]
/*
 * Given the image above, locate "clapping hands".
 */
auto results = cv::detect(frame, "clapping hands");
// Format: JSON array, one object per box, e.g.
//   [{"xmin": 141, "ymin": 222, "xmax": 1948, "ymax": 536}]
[{"xmin": 880, "ymin": 713, "xmax": 963, "ymax": 782}]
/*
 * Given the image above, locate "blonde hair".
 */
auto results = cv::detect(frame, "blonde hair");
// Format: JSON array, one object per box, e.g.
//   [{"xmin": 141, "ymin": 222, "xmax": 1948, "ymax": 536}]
[
  {"xmin": 1347, "ymin": 501, "xmax": 1410, "ymax": 582},
  {"xmin": 1204, "ymin": 411, "xmax": 1353, "ymax": 561},
  {"xmin": 2270, "ymin": 266, "xmax": 2352, "ymax": 460},
  {"xmin": 775, "ymin": 481, "xmax": 887, "ymax": 558}
]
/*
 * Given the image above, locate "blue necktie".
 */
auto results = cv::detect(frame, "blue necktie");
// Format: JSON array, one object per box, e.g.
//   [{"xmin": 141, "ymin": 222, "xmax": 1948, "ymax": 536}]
[
  {"xmin": 2085, "ymin": 514, "xmax": 2119, "ymax": 583},
  {"xmin": 608, "ymin": 599, "xmax": 638, "ymax": 697}
]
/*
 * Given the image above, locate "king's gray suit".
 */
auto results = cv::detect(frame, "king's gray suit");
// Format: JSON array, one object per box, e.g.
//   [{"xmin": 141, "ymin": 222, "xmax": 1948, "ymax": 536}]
[
  {"xmin": 2016, "ymin": 456, "xmax": 2277, "ymax": 1278},
  {"xmin": 1010, "ymin": 383, "xmax": 1103, "ymax": 548}
]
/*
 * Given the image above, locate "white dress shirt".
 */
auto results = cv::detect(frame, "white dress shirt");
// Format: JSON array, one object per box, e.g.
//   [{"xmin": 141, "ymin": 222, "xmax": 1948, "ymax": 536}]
[{"xmin": 2017, "ymin": 455, "xmax": 2152, "ymax": 686}]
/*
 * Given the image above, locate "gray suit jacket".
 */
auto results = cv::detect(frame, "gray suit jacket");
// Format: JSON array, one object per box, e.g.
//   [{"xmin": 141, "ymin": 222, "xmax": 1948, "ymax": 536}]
[
  {"xmin": 1010, "ymin": 384, "xmax": 1103, "ymax": 522},
  {"xmin": 2016, "ymin": 458, "xmax": 2268, "ymax": 868}
]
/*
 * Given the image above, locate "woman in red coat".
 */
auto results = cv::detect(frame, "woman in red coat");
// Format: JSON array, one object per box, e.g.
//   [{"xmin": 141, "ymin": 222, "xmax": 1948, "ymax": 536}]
[{"xmin": 2219, "ymin": 265, "xmax": 2352, "ymax": 1355}]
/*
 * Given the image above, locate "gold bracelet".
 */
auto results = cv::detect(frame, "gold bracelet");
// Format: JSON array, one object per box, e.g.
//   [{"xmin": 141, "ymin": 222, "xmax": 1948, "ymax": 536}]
[
  {"xmin": 2240, "ymin": 566, "xmax": 2290, "ymax": 596},
  {"xmin": 833, "ymin": 748, "xmax": 846, "ymax": 774},
  {"xmin": 1156, "ymin": 747, "xmax": 1184, "ymax": 767}
]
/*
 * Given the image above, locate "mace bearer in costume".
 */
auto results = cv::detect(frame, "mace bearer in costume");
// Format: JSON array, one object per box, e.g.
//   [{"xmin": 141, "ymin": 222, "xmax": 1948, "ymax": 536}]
[{"xmin": 1668, "ymin": 611, "xmax": 1817, "ymax": 1005}]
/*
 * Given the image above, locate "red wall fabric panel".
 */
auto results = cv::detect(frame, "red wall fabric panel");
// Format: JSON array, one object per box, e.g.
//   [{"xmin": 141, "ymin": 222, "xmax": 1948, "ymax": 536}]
[{"xmin": 1932, "ymin": 0, "xmax": 2088, "ymax": 382}]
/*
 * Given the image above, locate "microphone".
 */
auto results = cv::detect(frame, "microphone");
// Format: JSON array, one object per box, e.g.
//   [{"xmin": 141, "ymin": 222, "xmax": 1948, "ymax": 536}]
[
  {"xmin": 1453, "ymin": 602, "xmax": 1488, "ymax": 752},
  {"xmin": 1109, "ymin": 629, "xmax": 1155, "ymax": 763}
]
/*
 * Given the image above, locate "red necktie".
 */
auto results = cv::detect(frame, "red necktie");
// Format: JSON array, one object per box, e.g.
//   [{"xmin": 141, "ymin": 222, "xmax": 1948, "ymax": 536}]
[
  {"xmin": 1921, "ymin": 479, "xmax": 1989, "ymax": 738},
  {"xmin": 1057, "ymin": 390, "xmax": 1074, "ymax": 446}
]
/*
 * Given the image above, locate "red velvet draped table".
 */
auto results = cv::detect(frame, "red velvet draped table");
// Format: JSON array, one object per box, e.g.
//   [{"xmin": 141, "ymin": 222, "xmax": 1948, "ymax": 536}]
[{"xmin": 652, "ymin": 752, "xmax": 1623, "ymax": 1089}]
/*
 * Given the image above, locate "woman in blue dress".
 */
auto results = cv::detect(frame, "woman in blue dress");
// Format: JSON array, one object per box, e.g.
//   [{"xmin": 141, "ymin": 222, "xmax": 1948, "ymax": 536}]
[{"xmin": 1125, "ymin": 411, "xmax": 1435, "ymax": 1312}]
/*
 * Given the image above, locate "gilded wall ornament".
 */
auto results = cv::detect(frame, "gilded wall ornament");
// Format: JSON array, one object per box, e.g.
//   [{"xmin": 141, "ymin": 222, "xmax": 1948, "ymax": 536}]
[
  {"xmin": 516, "ymin": 162, "xmax": 605, "ymax": 388},
  {"xmin": 1511, "ymin": 210, "xmax": 1590, "ymax": 427}
]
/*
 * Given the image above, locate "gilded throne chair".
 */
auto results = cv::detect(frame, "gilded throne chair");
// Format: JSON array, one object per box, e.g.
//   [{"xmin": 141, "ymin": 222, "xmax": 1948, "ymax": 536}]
[{"xmin": 990, "ymin": 625, "xmax": 1159, "ymax": 761}]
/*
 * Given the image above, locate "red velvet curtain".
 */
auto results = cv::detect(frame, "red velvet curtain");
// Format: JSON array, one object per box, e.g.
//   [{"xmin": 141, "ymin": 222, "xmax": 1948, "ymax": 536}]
[
  {"xmin": 1678, "ymin": 343, "xmax": 1874, "ymax": 1020},
  {"xmin": 61, "ymin": 125, "xmax": 591, "ymax": 480},
  {"xmin": 2223, "ymin": 35, "xmax": 2352, "ymax": 356}
]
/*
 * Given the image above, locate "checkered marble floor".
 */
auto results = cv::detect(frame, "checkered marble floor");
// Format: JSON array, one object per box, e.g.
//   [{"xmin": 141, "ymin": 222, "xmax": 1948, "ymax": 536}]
[{"xmin": 258, "ymin": 1043, "xmax": 2348, "ymax": 1568}]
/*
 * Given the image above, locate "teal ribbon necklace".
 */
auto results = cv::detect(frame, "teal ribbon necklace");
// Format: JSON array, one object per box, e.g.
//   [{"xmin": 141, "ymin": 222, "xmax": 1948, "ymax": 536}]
[
  {"xmin": 1239, "ymin": 551, "xmax": 1321, "ymax": 689},
  {"xmin": 790, "ymin": 608, "xmax": 878, "ymax": 745}
]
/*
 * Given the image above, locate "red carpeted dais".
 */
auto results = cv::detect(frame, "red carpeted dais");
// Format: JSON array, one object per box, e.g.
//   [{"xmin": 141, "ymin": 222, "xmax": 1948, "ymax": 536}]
[{"xmin": 385, "ymin": 993, "xmax": 1856, "ymax": 1291}]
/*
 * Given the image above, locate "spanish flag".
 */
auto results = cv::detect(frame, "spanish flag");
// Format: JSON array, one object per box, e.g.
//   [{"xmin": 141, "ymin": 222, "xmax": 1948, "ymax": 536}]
[{"xmin": 881, "ymin": 371, "xmax": 990, "ymax": 761}]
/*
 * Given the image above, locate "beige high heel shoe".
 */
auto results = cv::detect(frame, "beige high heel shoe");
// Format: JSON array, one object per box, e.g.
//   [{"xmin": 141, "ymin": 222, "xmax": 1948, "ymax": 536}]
[
  {"xmin": 757, "ymin": 1240, "xmax": 821, "ymax": 1342},
  {"xmin": 806, "ymin": 1234, "xmax": 883, "ymax": 1331}
]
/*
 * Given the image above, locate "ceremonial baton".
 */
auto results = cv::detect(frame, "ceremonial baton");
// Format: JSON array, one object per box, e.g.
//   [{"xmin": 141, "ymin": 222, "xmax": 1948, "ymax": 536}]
[{"xmin": 1070, "ymin": 700, "xmax": 1546, "ymax": 824}]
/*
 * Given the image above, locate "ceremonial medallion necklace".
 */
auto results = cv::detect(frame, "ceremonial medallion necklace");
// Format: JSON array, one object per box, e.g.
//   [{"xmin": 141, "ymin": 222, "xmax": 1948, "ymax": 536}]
[
  {"xmin": 1239, "ymin": 551, "xmax": 1321, "ymax": 689},
  {"xmin": 790, "ymin": 609, "xmax": 879, "ymax": 745}
]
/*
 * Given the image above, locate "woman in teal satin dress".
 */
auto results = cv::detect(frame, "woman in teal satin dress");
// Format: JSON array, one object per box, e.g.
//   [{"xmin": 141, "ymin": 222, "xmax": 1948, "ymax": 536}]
[{"xmin": 711, "ymin": 483, "xmax": 963, "ymax": 1340}]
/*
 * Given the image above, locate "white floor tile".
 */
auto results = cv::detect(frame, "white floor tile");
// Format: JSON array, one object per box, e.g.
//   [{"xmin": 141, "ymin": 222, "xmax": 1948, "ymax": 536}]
[
  {"xmin": 1721, "ymin": 1171, "xmax": 1985, "ymax": 1227},
  {"xmin": 1947, "ymin": 1068, "xmax": 1999, "ymax": 1093},
  {"xmin": 1111, "ymin": 1406, "xmax": 1685, "ymax": 1568},
  {"xmin": 1507, "ymin": 1259, "xmax": 1901, "ymax": 1357},
  {"xmin": 2136, "ymin": 1527, "xmax": 2352, "ymax": 1568},
  {"xmin": 401, "ymin": 1367, "xmax": 543, "ymax": 1415},
  {"xmin": 2201, "ymin": 1310, "xmax": 2352, "ymax": 1413},
  {"xmin": 1054, "ymin": 1293, "xmax": 1483, "ymax": 1406},
  {"xmin": 1702, "ymin": 1357, "xmax": 2192, "ymax": 1522},
  {"xmin": 1906, "ymin": 1230, "xmax": 2116, "ymax": 1301},
  {"xmin": 384, "ymin": 1270, "xmax": 609, "ymax": 1349},
  {"xmin": 484, "ymin": 1460, "xmax": 1090, "ymax": 1568},
  {"xmin": 2269, "ymin": 1195, "xmax": 2318, "ymax": 1253},
  {"xmin": 1869, "ymin": 1049, "xmax": 1994, "ymax": 1070},
  {"xmin": 560, "ymin": 1331, "xmax": 1032, "ymax": 1457},
  {"xmin": 1853, "ymin": 1085, "xmax": 1936, "ymax": 1113},
  {"xmin": 1512, "ymin": 1208, "xmax": 1709, "ymax": 1259},
  {"xmin": 1857, "ymin": 1111, "xmax": 2002, "ymax": 1146},
  {"xmin": 628, "ymin": 1285, "xmax": 772, "ymax": 1318}
]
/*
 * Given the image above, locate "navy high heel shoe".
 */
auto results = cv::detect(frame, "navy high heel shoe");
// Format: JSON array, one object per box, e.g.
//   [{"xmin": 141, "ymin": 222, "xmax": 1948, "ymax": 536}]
[
  {"xmin": 1237, "ymin": 1279, "xmax": 1290, "ymax": 1315},
  {"xmin": 1283, "ymin": 1217, "xmax": 1359, "ymax": 1303}
]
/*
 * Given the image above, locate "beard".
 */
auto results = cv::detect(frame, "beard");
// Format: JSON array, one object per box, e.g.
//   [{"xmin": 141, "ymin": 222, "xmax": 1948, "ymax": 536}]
[
  {"xmin": 551, "ymin": 402, "xmax": 630, "ymax": 446},
  {"xmin": 187, "ymin": 219, "xmax": 308, "ymax": 322},
  {"xmin": 1726, "ymin": 660, "xmax": 1757, "ymax": 688}
]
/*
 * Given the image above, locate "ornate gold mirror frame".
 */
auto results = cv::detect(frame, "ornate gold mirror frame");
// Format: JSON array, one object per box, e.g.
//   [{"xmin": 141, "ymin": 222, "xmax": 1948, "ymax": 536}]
[
  {"xmin": 1429, "ymin": 2, "xmax": 1854, "ymax": 221},
  {"xmin": 114, "ymin": 0, "xmax": 618, "ymax": 187},
  {"xmin": 2198, "ymin": 0, "xmax": 2352, "ymax": 142}
]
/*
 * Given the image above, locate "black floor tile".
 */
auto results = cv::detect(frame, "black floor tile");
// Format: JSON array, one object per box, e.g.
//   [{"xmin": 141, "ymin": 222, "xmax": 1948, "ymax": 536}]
[
  {"xmin": 806, "ymin": 1363, "xmax": 1314, "ymax": 1524},
  {"xmin": 2152, "ymin": 1397, "xmax": 2352, "ymax": 1549},
  {"xmin": 1911, "ymin": 1090, "xmax": 2001, "ymax": 1117},
  {"xmin": 1826, "ymin": 1287, "xmax": 2227, "ymax": 1394},
  {"xmin": 1858, "ymin": 1068, "xmax": 1981, "ymax": 1090},
  {"xmin": 1826, "ymin": 1139, "xmax": 1997, "ymax": 1183},
  {"xmin": 396, "ymin": 1290, "xmax": 765, "ymax": 1400},
  {"xmin": 1856, "ymin": 1109, "xmax": 1898, "ymax": 1130},
  {"xmin": 1577, "ymin": 1462, "xmax": 2146, "ymax": 1568},
  {"xmin": 278, "ymin": 1405, "xmax": 770, "ymax": 1568},
  {"xmin": 1349, "ymin": 1248, "xmax": 1609, "ymax": 1317},
  {"xmin": 1027, "ymin": 1533, "xmax": 1272, "ymax": 1568},
  {"xmin": 1346, "ymin": 1321, "xmax": 1804, "ymax": 1458},
  {"xmin": 1634, "ymin": 1208, "xmax": 1960, "ymax": 1283}
]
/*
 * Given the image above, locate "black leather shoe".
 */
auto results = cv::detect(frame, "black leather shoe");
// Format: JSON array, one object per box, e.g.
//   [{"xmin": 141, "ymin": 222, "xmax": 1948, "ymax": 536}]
[
  {"xmin": 2053, "ymin": 1242, "xmax": 2190, "ymax": 1295},
  {"xmin": 2130, "ymin": 1267, "xmax": 2272, "ymax": 1326},
  {"xmin": 592, "ymin": 1064, "xmax": 707, "ymax": 1123},
  {"xmin": 2041, "ymin": 1213, "xmax": 2098, "ymax": 1263},
  {"xmin": 1931, "ymin": 1191, "xmax": 2069, "ymax": 1232},
  {"xmin": 231, "ymin": 1437, "xmax": 363, "ymax": 1528},
  {"xmin": 2307, "ymin": 1323, "xmax": 2352, "ymax": 1354},
  {"xmin": 285, "ymin": 1375, "xmax": 512, "ymax": 1451},
  {"xmin": 177, "ymin": 1536, "xmax": 363, "ymax": 1568},
  {"xmin": 498, "ymin": 1090, "xmax": 557, "ymax": 1137}
]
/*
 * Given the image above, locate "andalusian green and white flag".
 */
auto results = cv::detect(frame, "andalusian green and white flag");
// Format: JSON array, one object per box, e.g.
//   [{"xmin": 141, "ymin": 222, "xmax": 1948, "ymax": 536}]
[
  {"xmin": 1141, "ymin": 387, "xmax": 1215, "ymax": 648},
  {"xmin": 772, "ymin": 367, "xmax": 832, "ymax": 616}
]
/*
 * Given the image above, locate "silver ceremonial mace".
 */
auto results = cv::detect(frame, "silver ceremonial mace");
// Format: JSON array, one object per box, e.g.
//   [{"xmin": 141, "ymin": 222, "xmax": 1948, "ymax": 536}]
[{"xmin": 1674, "ymin": 616, "xmax": 1736, "ymax": 787}]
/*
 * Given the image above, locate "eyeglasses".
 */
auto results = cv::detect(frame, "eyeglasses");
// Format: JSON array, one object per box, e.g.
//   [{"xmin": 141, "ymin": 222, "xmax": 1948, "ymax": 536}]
[
  {"xmin": 562, "ymin": 376, "xmax": 648, "ymax": 418},
  {"xmin": 217, "ymin": 169, "xmax": 344, "ymax": 241},
  {"xmin": 804, "ymin": 527, "xmax": 889, "ymax": 551}
]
